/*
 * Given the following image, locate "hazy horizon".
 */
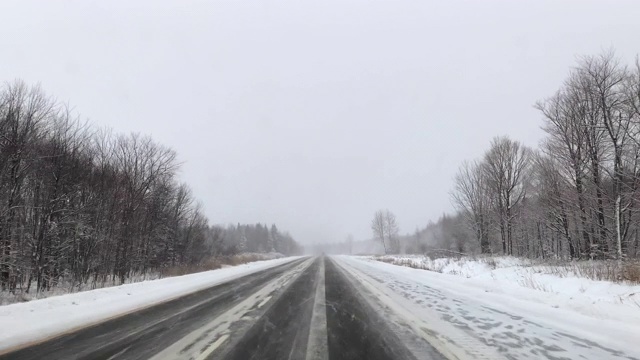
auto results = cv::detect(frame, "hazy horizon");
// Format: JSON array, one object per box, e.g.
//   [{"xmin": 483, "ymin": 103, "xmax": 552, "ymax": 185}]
[{"xmin": 2, "ymin": 0, "xmax": 639, "ymax": 244}]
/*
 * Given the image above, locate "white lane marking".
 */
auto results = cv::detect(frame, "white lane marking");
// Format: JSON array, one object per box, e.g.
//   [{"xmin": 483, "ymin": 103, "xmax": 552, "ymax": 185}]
[
  {"xmin": 106, "ymin": 345, "xmax": 131, "ymax": 360},
  {"xmin": 305, "ymin": 257, "xmax": 328, "ymax": 360},
  {"xmin": 257, "ymin": 296, "xmax": 272, "ymax": 308},
  {"xmin": 195, "ymin": 334, "xmax": 229, "ymax": 360}
]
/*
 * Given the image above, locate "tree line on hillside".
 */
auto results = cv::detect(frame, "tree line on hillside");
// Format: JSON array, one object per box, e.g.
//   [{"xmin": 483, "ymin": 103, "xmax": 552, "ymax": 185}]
[
  {"xmin": 0, "ymin": 81, "xmax": 300, "ymax": 294},
  {"xmin": 443, "ymin": 51, "xmax": 640, "ymax": 260},
  {"xmin": 367, "ymin": 210, "xmax": 465, "ymax": 256},
  {"xmin": 216, "ymin": 223, "xmax": 302, "ymax": 256}
]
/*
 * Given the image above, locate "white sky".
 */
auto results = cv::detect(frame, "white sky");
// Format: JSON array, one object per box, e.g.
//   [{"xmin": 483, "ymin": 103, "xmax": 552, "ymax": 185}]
[{"xmin": 1, "ymin": 0, "xmax": 639, "ymax": 244}]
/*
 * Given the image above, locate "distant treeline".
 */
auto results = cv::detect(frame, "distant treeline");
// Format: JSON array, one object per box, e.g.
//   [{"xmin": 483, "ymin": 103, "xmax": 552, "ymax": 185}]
[
  {"xmin": 216, "ymin": 223, "xmax": 302, "ymax": 256},
  {"xmin": 0, "ymin": 81, "xmax": 300, "ymax": 294}
]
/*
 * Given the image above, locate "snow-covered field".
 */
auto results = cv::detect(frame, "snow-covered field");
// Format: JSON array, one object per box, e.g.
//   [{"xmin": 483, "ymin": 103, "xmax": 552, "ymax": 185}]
[
  {"xmin": 369, "ymin": 255, "xmax": 640, "ymax": 311},
  {"xmin": 342, "ymin": 255, "xmax": 640, "ymax": 359},
  {"xmin": 0, "ymin": 256, "xmax": 300, "ymax": 353}
]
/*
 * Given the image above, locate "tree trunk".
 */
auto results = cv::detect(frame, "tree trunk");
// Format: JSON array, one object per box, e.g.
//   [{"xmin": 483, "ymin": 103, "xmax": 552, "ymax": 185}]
[{"xmin": 615, "ymin": 195, "xmax": 623, "ymax": 260}]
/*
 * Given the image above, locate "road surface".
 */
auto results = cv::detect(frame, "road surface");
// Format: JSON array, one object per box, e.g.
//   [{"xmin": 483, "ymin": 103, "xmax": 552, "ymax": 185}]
[
  {"xmin": 0, "ymin": 257, "xmax": 441, "ymax": 360},
  {"xmin": 1, "ymin": 256, "xmax": 637, "ymax": 360}
]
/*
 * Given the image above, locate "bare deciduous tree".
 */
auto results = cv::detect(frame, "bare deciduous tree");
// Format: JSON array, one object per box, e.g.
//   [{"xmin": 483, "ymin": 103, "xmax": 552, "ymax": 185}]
[
  {"xmin": 371, "ymin": 209, "xmax": 399, "ymax": 254},
  {"xmin": 483, "ymin": 136, "xmax": 531, "ymax": 255},
  {"xmin": 451, "ymin": 160, "xmax": 491, "ymax": 253},
  {"xmin": 405, "ymin": 51, "xmax": 640, "ymax": 262},
  {"xmin": 0, "ymin": 81, "xmax": 303, "ymax": 296}
]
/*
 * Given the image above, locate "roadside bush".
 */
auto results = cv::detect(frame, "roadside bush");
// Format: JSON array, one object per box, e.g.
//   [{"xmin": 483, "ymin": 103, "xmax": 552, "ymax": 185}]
[{"xmin": 623, "ymin": 262, "xmax": 640, "ymax": 283}]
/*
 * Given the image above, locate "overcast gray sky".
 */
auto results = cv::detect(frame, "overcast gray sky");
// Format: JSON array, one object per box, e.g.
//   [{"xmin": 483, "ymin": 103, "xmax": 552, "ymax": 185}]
[{"xmin": 1, "ymin": 0, "xmax": 638, "ymax": 244}]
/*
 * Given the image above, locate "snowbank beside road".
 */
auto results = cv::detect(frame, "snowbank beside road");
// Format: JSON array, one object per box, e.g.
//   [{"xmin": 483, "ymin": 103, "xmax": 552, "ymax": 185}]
[
  {"xmin": 0, "ymin": 256, "xmax": 301, "ymax": 353},
  {"xmin": 338, "ymin": 256, "xmax": 640, "ymax": 360},
  {"xmin": 370, "ymin": 254, "xmax": 640, "ymax": 314}
]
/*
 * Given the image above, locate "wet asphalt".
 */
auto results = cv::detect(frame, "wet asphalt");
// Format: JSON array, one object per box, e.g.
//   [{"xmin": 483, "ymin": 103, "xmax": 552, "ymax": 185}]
[{"xmin": 0, "ymin": 256, "xmax": 443, "ymax": 360}]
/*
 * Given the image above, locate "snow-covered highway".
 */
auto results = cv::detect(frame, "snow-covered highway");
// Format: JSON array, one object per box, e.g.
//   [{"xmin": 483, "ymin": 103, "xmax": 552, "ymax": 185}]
[
  {"xmin": 1, "ymin": 256, "xmax": 638, "ymax": 360},
  {"xmin": 0, "ymin": 257, "xmax": 442, "ymax": 360}
]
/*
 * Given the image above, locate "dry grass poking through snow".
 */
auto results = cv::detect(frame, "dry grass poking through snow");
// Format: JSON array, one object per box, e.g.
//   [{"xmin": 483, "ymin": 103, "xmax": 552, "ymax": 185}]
[
  {"xmin": 533, "ymin": 260, "xmax": 640, "ymax": 284},
  {"xmin": 375, "ymin": 254, "xmax": 505, "ymax": 277}
]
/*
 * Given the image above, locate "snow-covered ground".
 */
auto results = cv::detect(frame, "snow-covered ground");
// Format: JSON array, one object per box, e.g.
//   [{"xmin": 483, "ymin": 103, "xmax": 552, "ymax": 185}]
[
  {"xmin": 336, "ymin": 255, "xmax": 640, "ymax": 359},
  {"xmin": 369, "ymin": 254, "xmax": 640, "ymax": 312},
  {"xmin": 0, "ymin": 252, "xmax": 288, "ymax": 306},
  {"xmin": 0, "ymin": 256, "xmax": 301, "ymax": 353}
]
